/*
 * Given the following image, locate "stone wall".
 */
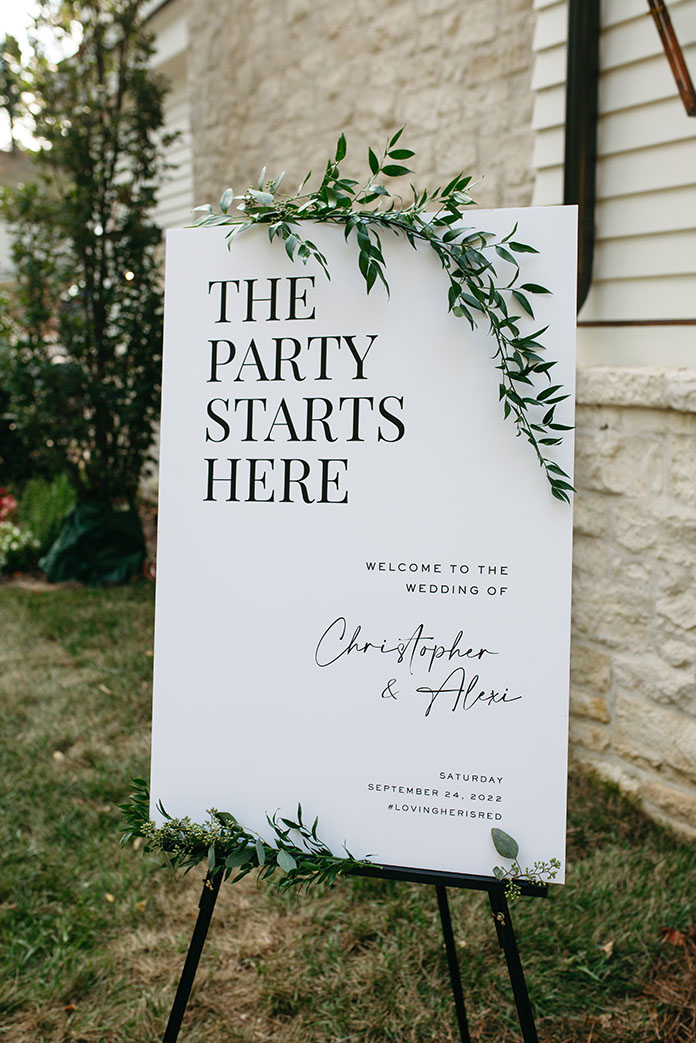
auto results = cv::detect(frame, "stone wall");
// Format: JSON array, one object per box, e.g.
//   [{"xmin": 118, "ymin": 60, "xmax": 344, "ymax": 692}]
[
  {"xmin": 188, "ymin": 0, "xmax": 535, "ymax": 210},
  {"xmin": 571, "ymin": 368, "xmax": 696, "ymax": 836}
]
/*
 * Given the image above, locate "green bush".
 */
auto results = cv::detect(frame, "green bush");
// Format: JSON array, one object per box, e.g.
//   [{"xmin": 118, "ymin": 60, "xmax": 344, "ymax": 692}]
[
  {"xmin": 1, "ymin": 2, "xmax": 169, "ymax": 507},
  {"xmin": 0, "ymin": 520, "xmax": 39, "ymax": 573},
  {"xmin": 17, "ymin": 474, "xmax": 76, "ymax": 556}
]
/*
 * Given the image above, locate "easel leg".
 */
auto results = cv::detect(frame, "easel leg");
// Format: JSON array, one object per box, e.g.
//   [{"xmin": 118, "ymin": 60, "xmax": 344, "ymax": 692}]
[
  {"xmin": 435, "ymin": 884, "xmax": 471, "ymax": 1043},
  {"xmin": 162, "ymin": 872, "xmax": 222, "ymax": 1043},
  {"xmin": 488, "ymin": 888, "xmax": 539, "ymax": 1043}
]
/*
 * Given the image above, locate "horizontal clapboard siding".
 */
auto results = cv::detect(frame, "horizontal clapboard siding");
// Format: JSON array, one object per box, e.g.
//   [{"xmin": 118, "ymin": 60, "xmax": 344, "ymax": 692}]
[
  {"xmin": 532, "ymin": 0, "xmax": 696, "ymax": 330},
  {"xmin": 148, "ymin": 0, "xmax": 193, "ymax": 231},
  {"xmin": 153, "ymin": 81, "xmax": 193, "ymax": 229}
]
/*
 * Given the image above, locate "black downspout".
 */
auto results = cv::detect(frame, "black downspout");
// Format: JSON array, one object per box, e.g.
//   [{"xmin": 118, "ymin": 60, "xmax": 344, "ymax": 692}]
[{"xmin": 563, "ymin": 0, "xmax": 601, "ymax": 313}]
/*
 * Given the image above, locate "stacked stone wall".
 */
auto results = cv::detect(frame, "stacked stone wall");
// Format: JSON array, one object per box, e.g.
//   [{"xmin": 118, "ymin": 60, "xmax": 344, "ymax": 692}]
[
  {"xmin": 188, "ymin": 0, "xmax": 535, "ymax": 211},
  {"xmin": 572, "ymin": 368, "xmax": 696, "ymax": 836}
]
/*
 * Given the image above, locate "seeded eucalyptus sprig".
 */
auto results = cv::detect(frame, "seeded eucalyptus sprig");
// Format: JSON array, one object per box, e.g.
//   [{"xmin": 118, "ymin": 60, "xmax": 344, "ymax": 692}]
[
  {"xmin": 192, "ymin": 130, "xmax": 573, "ymax": 502},
  {"xmin": 120, "ymin": 779, "xmax": 368, "ymax": 891},
  {"xmin": 491, "ymin": 827, "xmax": 561, "ymax": 902}
]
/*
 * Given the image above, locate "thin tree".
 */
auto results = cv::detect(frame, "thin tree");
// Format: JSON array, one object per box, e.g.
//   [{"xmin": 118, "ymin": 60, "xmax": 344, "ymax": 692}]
[
  {"xmin": 0, "ymin": 35, "xmax": 22, "ymax": 152},
  {"xmin": 2, "ymin": 0, "xmax": 172, "ymax": 510}
]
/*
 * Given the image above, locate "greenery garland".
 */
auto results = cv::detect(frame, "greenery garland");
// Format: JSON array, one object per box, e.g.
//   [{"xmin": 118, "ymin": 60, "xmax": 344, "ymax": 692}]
[
  {"xmin": 192, "ymin": 130, "xmax": 573, "ymax": 502},
  {"xmin": 120, "ymin": 779, "xmax": 369, "ymax": 890},
  {"xmin": 120, "ymin": 781, "xmax": 559, "ymax": 900}
]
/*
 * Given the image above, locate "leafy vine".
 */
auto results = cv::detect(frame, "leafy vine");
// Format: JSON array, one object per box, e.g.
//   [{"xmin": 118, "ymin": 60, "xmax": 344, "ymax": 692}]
[
  {"xmin": 120, "ymin": 778, "xmax": 368, "ymax": 890},
  {"xmin": 192, "ymin": 130, "xmax": 573, "ymax": 502},
  {"xmin": 121, "ymin": 782, "xmax": 559, "ymax": 900}
]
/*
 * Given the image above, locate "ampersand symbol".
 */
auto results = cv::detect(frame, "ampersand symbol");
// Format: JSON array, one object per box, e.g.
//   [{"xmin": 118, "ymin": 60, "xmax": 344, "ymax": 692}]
[{"xmin": 381, "ymin": 678, "xmax": 398, "ymax": 700}]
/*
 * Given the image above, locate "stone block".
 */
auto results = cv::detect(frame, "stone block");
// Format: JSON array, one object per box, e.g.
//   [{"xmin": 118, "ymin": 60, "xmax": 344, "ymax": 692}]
[
  {"xmin": 658, "ymin": 638, "xmax": 695, "ymax": 669},
  {"xmin": 570, "ymin": 686, "xmax": 611, "ymax": 723},
  {"xmin": 612, "ymin": 503, "xmax": 658, "ymax": 554},
  {"xmin": 607, "ymin": 555, "xmax": 652, "ymax": 586},
  {"xmin": 502, "ymin": 0, "xmax": 533, "ymax": 11},
  {"xmin": 644, "ymin": 807, "xmax": 696, "ymax": 841},
  {"xmin": 615, "ymin": 693, "xmax": 696, "ymax": 785},
  {"xmin": 570, "ymin": 645, "xmax": 612, "ymax": 694},
  {"xmin": 647, "ymin": 503, "xmax": 696, "ymax": 570},
  {"xmin": 656, "ymin": 590, "xmax": 696, "ymax": 633},
  {"xmin": 572, "ymin": 578, "xmax": 652, "ymax": 648},
  {"xmin": 621, "ymin": 408, "xmax": 696, "ymax": 436},
  {"xmin": 467, "ymin": 44, "xmax": 534, "ymax": 84},
  {"xmin": 572, "ymin": 534, "xmax": 608, "ymax": 577},
  {"xmin": 572, "ymin": 491, "xmax": 608, "ymax": 538},
  {"xmin": 613, "ymin": 655, "xmax": 696, "ymax": 712},
  {"xmin": 665, "ymin": 370, "xmax": 696, "ymax": 414},
  {"xmin": 569, "ymin": 716, "xmax": 610, "ymax": 753},
  {"xmin": 574, "ymin": 403, "xmax": 623, "ymax": 433},
  {"xmin": 668, "ymin": 436, "xmax": 696, "ymax": 507},
  {"xmin": 577, "ymin": 367, "xmax": 668, "ymax": 409},
  {"xmin": 574, "ymin": 432, "xmax": 664, "ymax": 496},
  {"xmin": 642, "ymin": 777, "xmax": 696, "ymax": 828},
  {"xmin": 573, "ymin": 756, "xmax": 642, "ymax": 798}
]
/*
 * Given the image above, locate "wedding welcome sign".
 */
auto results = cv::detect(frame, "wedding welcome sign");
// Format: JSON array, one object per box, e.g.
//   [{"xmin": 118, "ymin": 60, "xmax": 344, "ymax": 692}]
[{"xmin": 151, "ymin": 207, "xmax": 576, "ymax": 882}]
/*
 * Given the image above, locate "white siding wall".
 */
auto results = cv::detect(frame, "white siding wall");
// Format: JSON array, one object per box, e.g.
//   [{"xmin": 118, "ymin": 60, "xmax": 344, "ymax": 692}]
[
  {"xmin": 153, "ymin": 66, "xmax": 194, "ymax": 229},
  {"xmin": 532, "ymin": 0, "xmax": 696, "ymax": 364},
  {"xmin": 147, "ymin": 0, "xmax": 193, "ymax": 230}
]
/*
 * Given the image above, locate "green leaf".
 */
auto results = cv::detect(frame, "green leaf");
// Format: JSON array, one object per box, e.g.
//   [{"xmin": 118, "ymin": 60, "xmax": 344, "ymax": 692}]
[
  {"xmin": 521, "ymin": 282, "xmax": 551, "ymax": 294},
  {"xmin": 537, "ymin": 384, "xmax": 563, "ymax": 401},
  {"xmin": 381, "ymin": 164, "xmax": 413, "ymax": 177},
  {"xmin": 255, "ymin": 839, "xmax": 266, "ymax": 866},
  {"xmin": 509, "ymin": 241, "xmax": 539, "ymax": 254},
  {"xmin": 491, "ymin": 828, "xmax": 519, "ymax": 860},
  {"xmin": 257, "ymin": 166, "xmax": 267, "ymax": 190},
  {"xmin": 389, "ymin": 127, "xmax": 405, "ymax": 148},
  {"xmin": 277, "ymin": 849, "xmax": 297, "ymax": 873},
  {"xmin": 388, "ymin": 148, "xmax": 415, "ymax": 159},
  {"xmin": 270, "ymin": 171, "xmax": 285, "ymax": 193},
  {"xmin": 512, "ymin": 290, "xmax": 534, "ymax": 317},
  {"xmin": 285, "ymin": 233, "xmax": 298, "ymax": 259},
  {"xmin": 219, "ymin": 188, "xmax": 235, "ymax": 213},
  {"xmin": 249, "ymin": 189, "xmax": 274, "ymax": 206},
  {"xmin": 368, "ymin": 147, "xmax": 380, "ymax": 175},
  {"xmin": 225, "ymin": 849, "xmax": 251, "ymax": 868},
  {"xmin": 208, "ymin": 845, "xmax": 216, "ymax": 871},
  {"xmin": 495, "ymin": 245, "xmax": 518, "ymax": 266},
  {"xmin": 335, "ymin": 132, "xmax": 346, "ymax": 163}
]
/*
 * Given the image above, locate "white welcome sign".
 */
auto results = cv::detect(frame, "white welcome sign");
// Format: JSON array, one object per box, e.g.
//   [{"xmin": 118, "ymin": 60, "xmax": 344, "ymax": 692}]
[{"xmin": 151, "ymin": 207, "xmax": 576, "ymax": 881}]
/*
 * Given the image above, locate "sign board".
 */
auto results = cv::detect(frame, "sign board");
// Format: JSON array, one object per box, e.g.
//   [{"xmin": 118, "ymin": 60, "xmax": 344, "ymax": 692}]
[{"xmin": 151, "ymin": 208, "xmax": 576, "ymax": 881}]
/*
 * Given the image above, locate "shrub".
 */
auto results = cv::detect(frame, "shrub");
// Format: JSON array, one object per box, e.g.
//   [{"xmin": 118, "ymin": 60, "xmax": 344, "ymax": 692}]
[
  {"xmin": 0, "ymin": 520, "xmax": 39, "ymax": 574},
  {"xmin": 1, "ymin": 0, "xmax": 170, "ymax": 507},
  {"xmin": 17, "ymin": 474, "xmax": 76, "ymax": 556}
]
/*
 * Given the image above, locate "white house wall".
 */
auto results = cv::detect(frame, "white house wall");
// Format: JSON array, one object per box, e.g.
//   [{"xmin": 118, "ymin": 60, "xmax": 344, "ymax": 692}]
[
  {"xmin": 147, "ymin": 0, "xmax": 193, "ymax": 231},
  {"xmin": 533, "ymin": 0, "xmax": 696, "ymax": 364}
]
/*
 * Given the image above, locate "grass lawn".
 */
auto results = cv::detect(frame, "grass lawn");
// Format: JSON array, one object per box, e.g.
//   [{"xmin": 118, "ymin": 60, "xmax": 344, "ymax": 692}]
[{"xmin": 1, "ymin": 581, "xmax": 695, "ymax": 1042}]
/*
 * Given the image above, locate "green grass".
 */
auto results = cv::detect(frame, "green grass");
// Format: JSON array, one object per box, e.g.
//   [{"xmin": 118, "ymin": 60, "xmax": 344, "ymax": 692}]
[{"xmin": 1, "ymin": 582, "xmax": 695, "ymax": 1041}]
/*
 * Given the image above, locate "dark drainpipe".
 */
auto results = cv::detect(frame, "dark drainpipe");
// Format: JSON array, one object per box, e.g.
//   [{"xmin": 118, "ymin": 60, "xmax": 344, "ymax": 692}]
[{"xmin": 563, "ymin": 0, "xmax": 601, "ymax": 313}]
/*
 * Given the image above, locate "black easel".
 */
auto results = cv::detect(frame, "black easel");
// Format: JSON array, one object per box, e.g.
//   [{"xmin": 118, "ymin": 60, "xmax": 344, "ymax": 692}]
[{"xmin": 161, "ymin": 862, "xmax": 546, "ymax": 1043}]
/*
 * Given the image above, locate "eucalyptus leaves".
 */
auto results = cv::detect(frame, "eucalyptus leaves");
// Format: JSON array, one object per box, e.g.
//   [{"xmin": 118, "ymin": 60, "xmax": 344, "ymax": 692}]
[
  {"xmin": 193, "ymin": 130, "xmax": 573, "ymax": 502},
  {"xmin": 121, "ymin": 781, "xmax": 558, "ymax": 899},
  {"xmin": 120, "ymin": 779, "xmax": 367, "ymax": 891},
  {"xmin": 491, "ymin": 827, "xmax": 561, "ymax": 901}
]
